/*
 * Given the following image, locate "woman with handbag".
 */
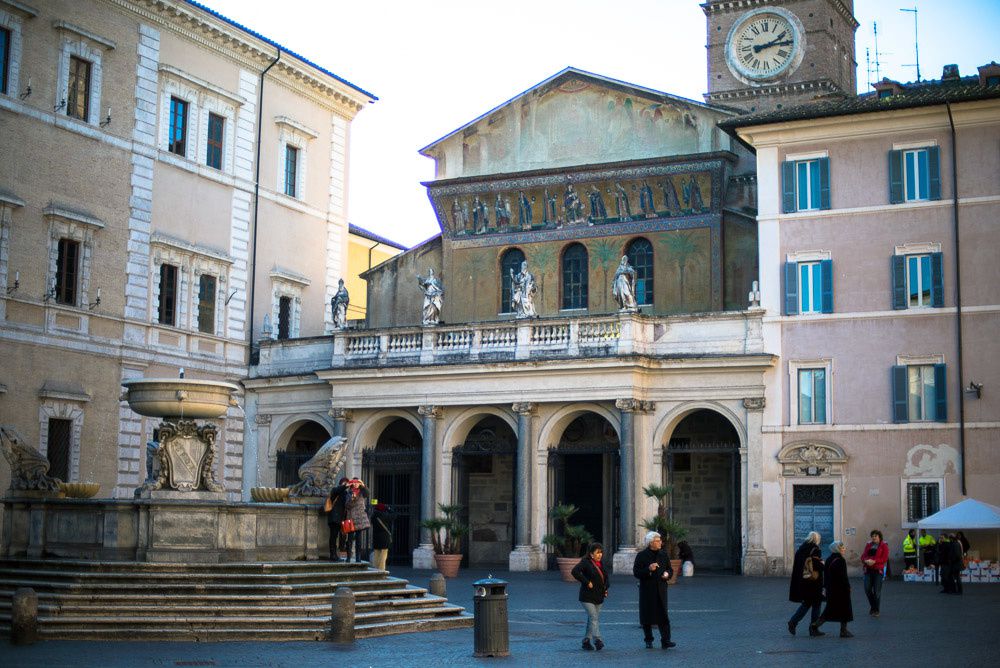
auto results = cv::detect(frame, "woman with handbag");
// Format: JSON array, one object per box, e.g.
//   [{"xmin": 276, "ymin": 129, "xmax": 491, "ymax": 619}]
[
  {"xmin": 325, "ymin": 478, "xmax": 349, "ymax": 561},
  {"xmin": 370, "ymin": 503, "xmax": 394, "ymax": 571},
  {"xmin": 342, "ymin": 478, "xmax": 371, "ymax": 563},
  {"xmin": 571, "ymin": 542, "xmax": 608, "ymax": 651},
  {"xmin": 787, "ymin": 531, "xmax": 824, "ymax": 636}
]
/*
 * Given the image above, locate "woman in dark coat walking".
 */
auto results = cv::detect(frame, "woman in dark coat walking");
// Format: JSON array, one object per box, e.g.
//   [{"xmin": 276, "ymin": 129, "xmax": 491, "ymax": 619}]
[
  {"xmin": 812, "ymin": 541, "xmax": 854, "ymax": 637},
  {"xmin": 632, "ymin": 531, "xmax": 675, "ymax": 649},
  {"xmin": 326, "ymin": 477, "xmax": 349, "ymax": 561},
  {"xmin": 787, "ymin": 531, "xmax": 824, "ymax": 636},
  {"xmin": 571, "ymin": 542, "xmax": 608, "ymax": 651}
]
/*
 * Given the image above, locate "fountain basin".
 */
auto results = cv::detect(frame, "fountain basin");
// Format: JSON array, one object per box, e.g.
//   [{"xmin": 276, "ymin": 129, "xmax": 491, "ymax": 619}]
[{"xmin": 121, "ymin": 379, "xmax": 240, "ymax": 419}]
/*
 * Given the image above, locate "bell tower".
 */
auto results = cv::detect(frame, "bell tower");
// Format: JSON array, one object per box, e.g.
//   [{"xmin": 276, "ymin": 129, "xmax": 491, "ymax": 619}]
[{"xmin": 703, "ymin": 0, "xmax": 859, "ymax": 113}]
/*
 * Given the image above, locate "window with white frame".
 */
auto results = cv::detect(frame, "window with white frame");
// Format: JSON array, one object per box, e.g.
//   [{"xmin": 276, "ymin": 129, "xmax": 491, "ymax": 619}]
[
  {"xmin": 150, "ymin": 234, "xmax": 231, "ymax": 335},
  {"xmin": 275, "ymin": 116, "xmax": 318, "ymax": 200},
  {"xmin": 784, "ymin": 251, "xmax": 832, "ymax": 315},
  {"xmin": 891, "ymin": 243, "xmax": 943, "ymax": 310},
  {"xmin": 158, "ymin": 65, "xmax": 240, "ymax": 174},
  {"xmin": 892, "ymin": 357, "xmax": 947, "ymax": 423},
  {"xmin": 781, "ymin": 156, "xmax": 830, "ymax": 213},
  {"xmin": 270, "ymin": 268, "xmax": 309, "ymax": 340},
  {"xmin": 889, "ymin": 144, "xmax": 941, "ymax": 204},
  {"xmin": 54, "ymin": 21, "xmax": 114, "ymax": 126},
  {"xmin": 904, "ymin": 480, "xmax": 941, "ymax": 524},
  {"xmin": 798, "ymin": 368, "xmax": 827, "ymax": 424},
  {"xmin": 0, "ymin": 5, "xmax": 29, "ymax": 100},
  {"xmin": 44, "ymin": 206, "xmax": 102, "ymax": 309}
]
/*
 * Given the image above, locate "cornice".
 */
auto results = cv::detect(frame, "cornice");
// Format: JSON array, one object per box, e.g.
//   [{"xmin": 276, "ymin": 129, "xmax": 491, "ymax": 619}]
[
  {"xmin": 0, "ymin": 0, "xmax": 38, "ymax": 18},
  {"xmin": 52, "ymin": 19, "xmax": 117, "ymax": 49},
  {"xmin": 158, "ymin": 63, "xmax": 244, "ymax": 106},
  {"xmin": 706, "ymin": 79, "xmax": 844, "ymax": 103},
  {"xmin": 105, "ymin": 0, "xmax": 369, "ymax": 117},
  {"xmin": 701, "ymin": 0, "xmax": 858, "ymax": 30}
]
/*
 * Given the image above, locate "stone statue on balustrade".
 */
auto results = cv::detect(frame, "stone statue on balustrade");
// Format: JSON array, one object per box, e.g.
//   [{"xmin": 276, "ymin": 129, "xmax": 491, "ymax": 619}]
[
  {"xmin": 288, "ymin": 436, "xmax": 347, "ymax": 498},
  {"xmin": 417, "ymin": 268, "xmax": 444, "ymax": 326},
  {"xmin": 331, "ymin": 279, "xmax": 349, "ymax": 329},
  {"xmin": 510, "ymin": 260, "xmax": 538, "ymax": 319},
  {"xmin": 0, "ymin": 425, "xmax": 62, "ymax": 493},
  {"xmin": 612, "ymin": 255, "xmax": 639, "ymax": 312}
]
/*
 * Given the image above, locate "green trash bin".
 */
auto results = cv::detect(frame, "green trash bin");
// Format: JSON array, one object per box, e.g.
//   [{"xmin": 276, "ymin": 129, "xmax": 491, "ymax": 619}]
[{"xmin": 473, "ymin": 577, "xmax": 509, "ymax": 657}]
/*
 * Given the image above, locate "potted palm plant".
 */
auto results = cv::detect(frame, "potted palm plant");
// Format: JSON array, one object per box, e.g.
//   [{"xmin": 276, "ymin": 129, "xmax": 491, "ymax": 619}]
[
  {"xmin": 542, "ymin": 503, "xmax": 594, "ymax": 582},
  {"xmin": 419, "ymin": 503, "xmax": 468, "ymax": 577},
  {"xmin": 641, "ymin": 484, "xmax": 688, "ymax": 584}
]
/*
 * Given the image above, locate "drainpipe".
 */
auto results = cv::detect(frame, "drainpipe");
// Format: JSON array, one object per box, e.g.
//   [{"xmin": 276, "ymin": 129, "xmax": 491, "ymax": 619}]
[
  {"xmin": 248, "ymin": 48, "xmax": 281, "ymax": 365},
  {"xmin": 945, "ymin": 101, "xmax": 967, "ymax": 496}
]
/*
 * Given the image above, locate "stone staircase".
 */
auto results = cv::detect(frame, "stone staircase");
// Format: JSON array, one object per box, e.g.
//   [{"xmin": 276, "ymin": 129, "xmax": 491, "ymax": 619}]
[{"xmin": 0, "ymin": 559, "xmax": 472, "ymax": 641}]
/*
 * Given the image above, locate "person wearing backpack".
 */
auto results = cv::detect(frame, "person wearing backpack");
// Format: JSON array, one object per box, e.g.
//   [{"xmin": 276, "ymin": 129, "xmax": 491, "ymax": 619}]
[{"xmin": 787, "ymin": 531, "xmax": 824, "ymax": 636}]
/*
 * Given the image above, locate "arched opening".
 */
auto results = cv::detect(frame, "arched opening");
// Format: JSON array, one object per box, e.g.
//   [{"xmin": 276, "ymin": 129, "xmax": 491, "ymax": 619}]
[
  {"xmin": 451, "ymin": 416, "xmax": 517, "ymax": 567},
  {"xmin": 625, "ymin": 237, "xmax": 654, "ymax": 306},
  {"xmin": 362, "ymin": 418, "xmax": 422, "ymax": 565},
  {"xmin": 561, "ymin": 243, "xmax": 589, "ymax": 310},
  {"xmin": 664, "ymin": 409, "xmax": 741, "ymax": 572},
  {"xmin": 275, "ymin": 420, "xmax": 330, "ymax": 487},
  {"xmin": 549, "ymin": 412, "xmax": 619, "ymax": 557},
  {"xmin": 499, "ymin": 247, "xmax": 525, "ymax": 314}
]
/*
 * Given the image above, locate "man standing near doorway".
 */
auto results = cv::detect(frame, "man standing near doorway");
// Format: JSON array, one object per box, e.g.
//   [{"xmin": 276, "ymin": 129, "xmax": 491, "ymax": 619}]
[{"xmin": 633, "ymin": 531, "xmax": 676, "ymax": 649}]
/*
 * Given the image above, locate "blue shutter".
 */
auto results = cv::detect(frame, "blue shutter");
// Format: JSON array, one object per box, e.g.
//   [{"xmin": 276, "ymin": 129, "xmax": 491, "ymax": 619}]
[
  {"xmin": 820, "ymin": 259, "xmax": 833, "ymax": 313},
  {"xmin": 781, "ymin": 161, "xmax": 796, "ymax": 213},
  {"xmin": 784, "ymin": 262, "xmax": 799, "ymax": 315},
  {"xmin": 927, "ymin": 146, "xmax": 941, "ymax": 201},
  {"xmin": 892, "ymin": 365, "xmax": 909, "ymax": 423},
  {"xmin": 891, "ymin": 255, "xmax": 907, "ymax": 309},
  {"xmin": 930, "ymin": 252, "xmax": 944, "ymax": 307},
  {"xmin": 934, "ymin": 363, "xmax": 947, "ymax": 422},
  {"xmin": 818, "ymin": 157, "xmax": 831, "ymax": 210},
  {"xmin": 888, "ymin": 150, "xmax": 904, "ymax": 204}
]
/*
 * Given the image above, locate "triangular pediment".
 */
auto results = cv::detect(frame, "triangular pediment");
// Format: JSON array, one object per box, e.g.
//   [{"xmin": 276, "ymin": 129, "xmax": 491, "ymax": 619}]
[{"xmin": 420, "ymin": 68, "xmax": 737, "ymax": 180}]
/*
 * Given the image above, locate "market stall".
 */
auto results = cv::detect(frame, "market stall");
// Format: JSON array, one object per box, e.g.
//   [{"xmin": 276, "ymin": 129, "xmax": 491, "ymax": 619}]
[{"xmin": 909, "ymin": 499, "xmax": 1000, "ymax": 583}]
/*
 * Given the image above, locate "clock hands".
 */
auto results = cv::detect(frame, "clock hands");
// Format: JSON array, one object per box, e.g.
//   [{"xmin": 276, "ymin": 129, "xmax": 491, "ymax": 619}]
[{"xmin": 753, "ymin": 38, "xmax": 793, "ymax": 54}]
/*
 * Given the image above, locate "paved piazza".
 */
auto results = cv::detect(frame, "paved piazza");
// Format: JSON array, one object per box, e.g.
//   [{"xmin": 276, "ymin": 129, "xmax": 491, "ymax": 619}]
[{"xmin": 4, "ymin": 568, "xmax": 998, "ymax": 667}]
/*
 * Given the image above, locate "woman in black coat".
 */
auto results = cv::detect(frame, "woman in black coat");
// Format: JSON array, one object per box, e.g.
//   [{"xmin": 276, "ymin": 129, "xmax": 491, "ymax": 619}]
[
  {"xmin": 632, "ymin": 531, "xmax": 675, "ymax": 649},
  {"xmin": 787, "ymin": 531, "xmax": 824, "ymax": 636},
  {"xmin": 326, "ymin": 478, "xmax": 349, "ymax": 561},
  {"xmin": 571, "ymin": 542, "xmax": 608, "ymax": 651},
  {"xmin": 813, "ymin": 541, "xmax": 854, "ymax": 637}
]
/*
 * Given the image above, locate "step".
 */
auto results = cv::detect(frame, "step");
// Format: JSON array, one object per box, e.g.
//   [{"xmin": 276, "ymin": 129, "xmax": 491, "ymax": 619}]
[
  {"xmin": 0, "ymin": 567, "xmax": 387, "ymax": 585},
  {"xmin": 354, "ymin": 615, "xmax": 473, "ymax": 639},
  {"xmin": 354, "ymin": 603, "xmax": 469, "ymax": 626},
  {"xmin": 0, "ymin": 560, "xmax": 370, "ymax": 574},
  {"xmin": 0, "ymin": 577, "xmax": 407, "ymax": 596}
]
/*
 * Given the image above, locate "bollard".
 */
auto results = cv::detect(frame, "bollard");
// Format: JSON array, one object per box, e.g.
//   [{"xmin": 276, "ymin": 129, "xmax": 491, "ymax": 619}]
[
  {"xmin": 12, "ymin": 587, "xmax": 39, "ymax": 645},
  {"xmin": 329, "ymin": 586, "xmax": 355, "ymax": 643},
  {"xmin": 429, "ymin": 572, "xmax": 446, "ymax": 597},
  {"xmin": 473, "ymin": 577, "xmax": 509, "ymax": 658}
]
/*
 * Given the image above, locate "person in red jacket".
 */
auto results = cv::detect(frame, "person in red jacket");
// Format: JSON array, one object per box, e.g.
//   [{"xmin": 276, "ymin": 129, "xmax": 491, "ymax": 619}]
[{"xmin": 861, "ymin": 529, "xmax": 890, "ymax": 617}]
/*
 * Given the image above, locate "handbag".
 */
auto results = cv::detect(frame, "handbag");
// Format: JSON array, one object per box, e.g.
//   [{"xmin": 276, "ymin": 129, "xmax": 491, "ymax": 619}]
[
  {"xmin": 323, "ymin": 497, "xmax": 333, "ymax": 513},
  {"xmin": 803, "ymin": 556, "xmax": 820, "ymax": 581},
  {"xmin": 341, "ymin": 519, "xmax": 356, "ymax": 534}
]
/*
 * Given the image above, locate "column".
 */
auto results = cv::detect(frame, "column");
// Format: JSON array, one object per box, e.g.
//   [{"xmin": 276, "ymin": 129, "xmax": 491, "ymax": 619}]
[
  {"xmin": 509, "ymin": 403, "xmax": 544, "ymax": 571},
  {"xmin": 615, "ymin": 399, "xmax": 637, "ymax": 547},
  {"xmin": 329, "ymin": 407, "xmax": 352, "ymax": 439},
  {"xmin": 742, "ymin": 396, "xmax": 767, "ymax": 575},
  {"xmin": 414, "ymin": 405, "xmax": 441, "ymax": 569}
]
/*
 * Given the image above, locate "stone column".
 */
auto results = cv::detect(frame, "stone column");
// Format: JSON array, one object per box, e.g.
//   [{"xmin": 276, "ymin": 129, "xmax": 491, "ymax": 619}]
[
  {"xmin": 612, "ymin": 399, "xmax": 654, "ymax": 574},
  {"xmin": 414, "ymin": 405, "xmax": 441, "ymax": 569},
  {"xmin": 509, "ymin": 402, "xmax": 544, "ymax": 571},
  {"xmin": 329, "ymin": 407, "xmax": 352, "ymax": 439},
  {"xmin": 742, "ymin": 396, "xmax": 768, "ymax": 575}
]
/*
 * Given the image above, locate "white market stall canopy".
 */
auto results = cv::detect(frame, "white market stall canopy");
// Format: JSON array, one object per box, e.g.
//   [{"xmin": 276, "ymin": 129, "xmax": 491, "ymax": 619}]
[{"xmin": 918, "ymin": 499, "xmax": 1000, "ymax": 530}]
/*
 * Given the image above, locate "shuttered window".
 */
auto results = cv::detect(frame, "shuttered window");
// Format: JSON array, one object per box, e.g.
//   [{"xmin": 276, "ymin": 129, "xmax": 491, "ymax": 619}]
[
  {"xmin": 158, "ymin": 263, "xmax": 178, "ymax": 325},
  {"xmin": 284, "ymin": 145, "xmax": 298, "ymax": 197},
  {"xmin": 781, "ymin": 157, "xmax": 830, "ymax": 213},
  {"xmin": 784, "ymin": 259, "xmax": 832, "ymax": 315},
  {"xmin": 197, "ymin": 274, "xmax": 216, "ymax": 334},
  {"xmin": 892, "ymin": 363, "xmax": 947, "ymax": 423},
  {"xmin": 889, "ymin": 147, "xmax": 940, "ymax": 203},
  {"xmin": 892, "ymin": 252, "xmax": 943, "ymax": 309},
  {"xmin": 47, "ymin": 418, "xmax": 72, "ymax": 482},
  {"xmin": 67, "ymin": 56, "xmax": 91, "ymax": 120},
  {"xmin": 206, "ymin": 113, "xmax": 224, "ymax": 169},
  {"xmin": 55, "ymin": 238, "xmax": 80, "ymax": 305}
]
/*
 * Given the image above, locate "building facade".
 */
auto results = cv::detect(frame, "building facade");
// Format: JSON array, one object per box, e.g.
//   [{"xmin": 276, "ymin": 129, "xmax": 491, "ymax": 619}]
[
  {"xmin": 0, "ymin": 0, "xmax": 374, "ymax": 502},
  {"xmin": 723, "ymin": 65, "xmax": 1000, "ymax": 569}
]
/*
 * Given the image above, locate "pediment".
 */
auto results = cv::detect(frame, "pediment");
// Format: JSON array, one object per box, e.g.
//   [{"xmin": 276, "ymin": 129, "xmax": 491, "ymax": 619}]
[{"xmin": 778, "ymin": 441, "xmax": 848, "ymax": 477}]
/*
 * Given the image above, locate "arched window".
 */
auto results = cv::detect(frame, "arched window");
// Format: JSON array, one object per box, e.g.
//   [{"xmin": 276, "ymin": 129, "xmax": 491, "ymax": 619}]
[
  {"xmin": 561, "ymin": 243, "xmax": 589, "ymax": 310},
  {"xmin": 500, "ymin": 247, "xmax": 525, "ymax": 313},
  {"xmin": 626, "ymin": 237, "xmax": 654, "ymax": 306}
]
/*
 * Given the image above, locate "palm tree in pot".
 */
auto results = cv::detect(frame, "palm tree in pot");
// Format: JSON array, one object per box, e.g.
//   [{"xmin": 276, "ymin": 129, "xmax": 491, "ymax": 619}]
[
  {"xmin": 419, "ymin": 503, "xmax": 468, "ymax": 577},
  {"xmin": 542, "ymin": 503, "xmax": 594, "ymax": 582},
  {"xmin": 641, "ymin": 484, "xmax": 688, "ymax": 584}
]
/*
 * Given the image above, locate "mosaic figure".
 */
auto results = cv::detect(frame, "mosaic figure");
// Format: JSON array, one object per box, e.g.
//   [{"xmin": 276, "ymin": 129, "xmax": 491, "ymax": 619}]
[
  {"xmin": 639, "ymin": 181, "xmax": 656, "ymax": 218},
  {"xmin": 588, "ymin": 185, "xmax": 608, "ymax": 221},
  {"xmin": 495, "ymin": 194, "xmax": 512, "ymax": 229},
  {"xmin": 518, "ymin": 191, "xmax": 533, "ymax": 229},
  {"xmin": 614, "ymin": 182, "xmax": 632, "ymax": 220},
  {"xmin": 683, "ymin": 174, "xmax": 705, "ymax": 212},
  {"xmin": 564, "ymin": 184, "xmax": 585, "ymax": 224},
  {"xmin": 659, "ymin": 178, "xmax": 681, "ymax": 216}
]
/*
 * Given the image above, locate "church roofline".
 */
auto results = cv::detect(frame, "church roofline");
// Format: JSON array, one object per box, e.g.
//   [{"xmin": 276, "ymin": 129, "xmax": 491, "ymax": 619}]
[{"xmin": 418, "ymin": 66, "xmax": 738, "ymax": 157}]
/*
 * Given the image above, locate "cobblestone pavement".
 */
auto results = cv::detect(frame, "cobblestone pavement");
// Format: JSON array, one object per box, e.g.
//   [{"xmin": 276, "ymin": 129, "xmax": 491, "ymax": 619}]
[{"xmin": 4, "ymin": 566, "xmax": 999, "ymax": 667}]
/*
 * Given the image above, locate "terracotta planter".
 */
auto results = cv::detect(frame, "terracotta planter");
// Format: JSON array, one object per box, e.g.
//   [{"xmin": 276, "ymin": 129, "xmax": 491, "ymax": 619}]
[
  {"xmin": 668, "ymin": 559, "xmax": 682, "ymax": 585},
  {"xmin": 434, "ymin": 553, "xmax": 463, "ymax": 578},
  {"xmin": 556, "ymin": 556, "xmax": 580, "ymax": 583}
]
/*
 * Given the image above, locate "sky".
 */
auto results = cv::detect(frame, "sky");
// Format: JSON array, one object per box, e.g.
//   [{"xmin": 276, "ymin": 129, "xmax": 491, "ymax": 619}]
[{"xmin": 203, "ymin": 0, "xmax": 1000, "ymax": 247}]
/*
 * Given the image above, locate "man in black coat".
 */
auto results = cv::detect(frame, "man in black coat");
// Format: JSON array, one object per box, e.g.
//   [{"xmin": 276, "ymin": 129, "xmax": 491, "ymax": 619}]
[{"xmin": 633, "ymin": 531, "xmax": 675, "ymax": 649}]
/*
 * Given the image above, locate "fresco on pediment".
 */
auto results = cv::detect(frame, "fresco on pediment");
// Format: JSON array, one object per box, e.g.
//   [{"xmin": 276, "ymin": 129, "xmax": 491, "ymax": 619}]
[{"xmin": 443, "ymin": 171, "xmax": 712, "ymax": 237}]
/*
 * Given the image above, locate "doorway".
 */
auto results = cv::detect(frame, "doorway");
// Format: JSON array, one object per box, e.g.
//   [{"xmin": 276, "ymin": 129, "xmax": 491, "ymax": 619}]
[{"xmin": 363, "ymin": 419, "xmax": 422, "ymax": 565}]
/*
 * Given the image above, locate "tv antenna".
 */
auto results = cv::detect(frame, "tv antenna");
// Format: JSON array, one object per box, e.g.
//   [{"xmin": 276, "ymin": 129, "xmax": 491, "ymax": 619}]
[
  {"xmin": 866, "ymin": 22, "xmax": 890, "ymax": 90},
  {"xmin": 899, "ymin": 7, "xmax": 921, "ymax": 82}
]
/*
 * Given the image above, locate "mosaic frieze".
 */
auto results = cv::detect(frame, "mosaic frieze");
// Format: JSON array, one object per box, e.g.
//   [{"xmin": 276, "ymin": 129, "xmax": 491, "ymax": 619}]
[{"xmin": 429, "ymin": 159, "xmax": 727, "ymax": 240}]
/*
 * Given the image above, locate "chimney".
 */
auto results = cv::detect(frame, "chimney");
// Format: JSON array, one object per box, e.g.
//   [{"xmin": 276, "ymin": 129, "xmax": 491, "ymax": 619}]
[
  {"xmin": 941, "ymin": 64, "xmax": 960, "ymax": 83},
  {"xmin": 978, "ymin": 62, "xmax": 1000, "ymax": 87}
]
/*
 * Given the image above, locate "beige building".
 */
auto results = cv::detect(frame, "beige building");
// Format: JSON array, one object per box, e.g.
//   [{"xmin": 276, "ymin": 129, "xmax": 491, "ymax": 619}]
[
  {"xmin": 722, "ymin": 64, "xmax": 1000, "ymax": 569},
  {"xmin": 0, "ymin": 0, "xmax": 374, "ymax": 502},
  {"xmin": 346, "ymin": 224, "xmax": 406, "ymax": 323}
]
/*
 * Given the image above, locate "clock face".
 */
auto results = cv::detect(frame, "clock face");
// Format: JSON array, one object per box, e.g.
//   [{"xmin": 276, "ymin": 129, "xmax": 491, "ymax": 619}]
[{"xmin": 727, "ymin": 10, "xmax": 800, "ymax": 81}]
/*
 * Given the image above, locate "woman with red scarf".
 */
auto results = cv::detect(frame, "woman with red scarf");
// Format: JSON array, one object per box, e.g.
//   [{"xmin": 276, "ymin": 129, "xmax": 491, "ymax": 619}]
[
  {"xmin": 571, "ymin": 542, "xmax": 608, "ymax": 651},
  {"xmin": 861, "ymin": 529, "xmax": 890, "ymax": 617}
]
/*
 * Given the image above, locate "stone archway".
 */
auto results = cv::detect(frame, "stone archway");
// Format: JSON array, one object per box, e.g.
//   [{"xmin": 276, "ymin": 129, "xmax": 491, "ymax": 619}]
[
  {"xmin": 362, "ymin": 417, "xmax": 422, "ymax": 565},
  {"xmin": 662, "ymin": 408, "xmax": 742, "ymax": 572},
  {"xmin": 274, "ymin": 419, "xmax": 332, "ymax": 488}
]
